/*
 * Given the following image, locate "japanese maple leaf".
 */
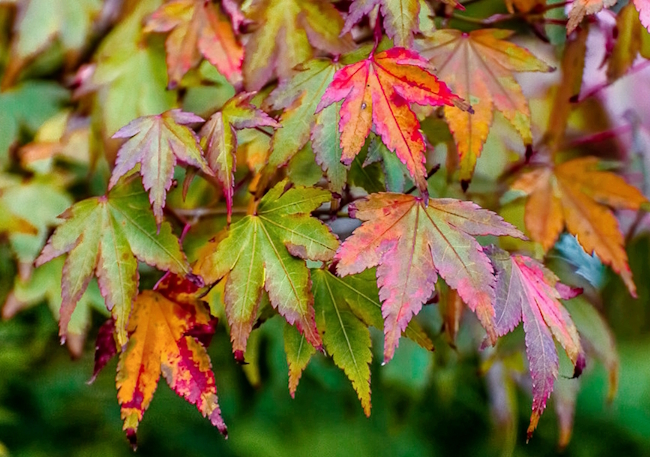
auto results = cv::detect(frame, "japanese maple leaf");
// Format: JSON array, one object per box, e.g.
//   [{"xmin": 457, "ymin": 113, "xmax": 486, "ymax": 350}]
[
  {"xmin": 145, "ymin": 0, "xmax": 243, "ymax": 88},
  {"xmin": 567, "ymin": 0, "xmax": 617, "ymax": 33},
  {"xmin": 195, "ymin": 181, "xmax": 339, "ymax": 360},
  {"xmin": 267, "ymin": 58, "xmax": 347, "ymax": 193},
  {"xmin": 342, "ymin": 0, "xmax": 429, "ymax": 47},
  {"xmin": 199, "ymin": 92, "xmax": 279, "ymax": 221},
  {"xmin": 242, "ymin": 0, "xmax": 352, "ymax": 91},
  {"xmin": 335, "ymin": 193, "xmax": 524, "ymax": 362},
  {"xmin": 486, "ymin": 246, "xmax": 585, "ymax": 441},
  {"xmin": 286, "ymin": 268, "xmax": 434, "ymax": 411},
  {"xmin": 316, "ymin": 48, "xmax": 469, "ymax": 199},
  {"xmin": 607, "ymin": 4, "xmax": 650, "ymax": 82},
  {"xmin": 634, "ymin": 0, "xmax": 650, "ymax": 32},
  {"xmin": 117, "ymin": 275, "xmax": 226, "ymax": 446},
  {"xmin": 417, "ymin": 29, "xmax": 553, "ymax": 184},
  {"xmin": 512, "ymin": 157, "xmax": 647, "ymax": 296},
  {"xmin": 110, "ymin": 109, "xmax": 213, "ymax": 225},
  {"xmin": 35, "ymin": 178, "xmax": 191, "ymax": 346}
]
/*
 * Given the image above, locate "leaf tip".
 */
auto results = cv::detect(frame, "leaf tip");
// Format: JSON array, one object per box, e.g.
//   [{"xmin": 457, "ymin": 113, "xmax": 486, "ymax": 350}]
[
  {"xmin": 525, "ymin": 144, "xmax": 534, "ymax": 162},
  {"xmin": 234, "ymin": 350, "xmax": 246, "ymax": 364},
  {"xmin": 461, "ymin": 180, "xmax": 470, "ymax": 193},
  {"xmin": 572, "ymin": 352, "xmax": 586, "ymax": 378},
  {"xmin": 125, "ymin": 428, "xmax": 138, "ymax": 451}
]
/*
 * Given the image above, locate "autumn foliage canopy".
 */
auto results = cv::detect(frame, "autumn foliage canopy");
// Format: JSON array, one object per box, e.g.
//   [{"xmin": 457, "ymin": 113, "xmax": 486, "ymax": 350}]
[{"xmin": 1, "ymin": 0, "xmax": 649, "ymax": 451}]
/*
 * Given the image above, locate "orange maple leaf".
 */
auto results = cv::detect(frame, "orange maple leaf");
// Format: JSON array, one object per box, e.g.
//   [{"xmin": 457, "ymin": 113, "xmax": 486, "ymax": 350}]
[
  {"xmin": 316, "ymin": 47, "xmax": 469, "ymax": 199},
  {"xmin": 116, "ymin": 275, "xmax": 226, "ymax": 447},
  {"xmin": 512, "ymin": 157, "xmax": 647, "ymax": 296},
  {"xmin": 567, "ymin": 0, "xmax": 617, "ymax": 33},
  {"xmin": 145, "ymin": 0, "xmax": 243, "ymax": 88}
]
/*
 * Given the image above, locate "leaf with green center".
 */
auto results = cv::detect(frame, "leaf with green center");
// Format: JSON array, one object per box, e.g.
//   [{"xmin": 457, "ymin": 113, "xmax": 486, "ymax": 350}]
[
  {"xmin": 0, "ymin": 81, "xmax": 69, "ymax": 164},
  {"xmin": 335, "ymin": 193, "xmax": 524, "ymax": 362},
  {"xmin": 199, "ymin": 93, "xmax": 279, "ymax": 221},
  {"xmin": 145, "ymin": 0, "xmax": 243, "ymax": 88},
  {"xmin": 35, "ymin": 178, "xmax": 191, "ymax": 346},
  {"xmin": 417, "ymin": 29, "xmax": 553, "ymax": 184},
  {"xmin": 485, "ymin": 246, "xmax": 585, "ymax": 441},
  {"xmin": 242, "ymin": 0, "xmax": 352, "ymax": 91},
  {"xmin": 316, "ymin": 47, "xmax": 468, "ymax": 199},
  {"xmin": 110, "ymin": 109, "xmax": 212, "ymax": 225},
  {"xmin": 342, "ymin": 0, "xmax": 421, "ymax": 47},
  {"xmin": 195, "ymin": 181, "xmax": 339, "ymax": 360},
  {"xmin": 284, "ymin": 322, "xmax": 317, "ymax": 397}
]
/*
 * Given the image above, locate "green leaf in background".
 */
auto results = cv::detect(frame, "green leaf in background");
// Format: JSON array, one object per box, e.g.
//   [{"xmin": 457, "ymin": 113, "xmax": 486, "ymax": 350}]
[
  {"xmin": 365, "ymin": 136, "xmax": 409, "ymax": 193},
  {"xmin": 35, "ymin": 178, "xmax": 190, "ymax": 346}
]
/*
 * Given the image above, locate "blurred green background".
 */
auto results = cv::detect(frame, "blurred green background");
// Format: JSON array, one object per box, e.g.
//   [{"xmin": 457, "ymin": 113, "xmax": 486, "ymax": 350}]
[{"xmin": 1, "ymin": 236, "xmax": 650, "ymax": 457}]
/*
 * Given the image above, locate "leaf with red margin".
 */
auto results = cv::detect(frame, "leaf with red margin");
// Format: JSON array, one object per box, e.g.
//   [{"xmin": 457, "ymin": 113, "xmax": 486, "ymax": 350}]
[
  {"xmin": 316, "ymin": 47, "xmax": 469, "ymax": 199},
  {"xmin": 110, "ymin": 109, "xmax": 213, "ymax": 225},
  {"xmin": 116, "ymin": 274, "xmax": 225, "ymax": 448},
  {"xmin": 335, "ymin": 193, "xmax": 523, "ymax": 362},
  {"xmin": 485, "ymin": 246, "xmax": 585, "ymax": 442},
  {"xmin": 145, "ymin": 0, "xmax": 243, "ymax": 88},
  {"xmin": 194, "ymin": 181, "xmax": 339, "ymax": 361},
  {"xmin": 200, "ymin": 93, "xmax": 279, "ymax": 222}
]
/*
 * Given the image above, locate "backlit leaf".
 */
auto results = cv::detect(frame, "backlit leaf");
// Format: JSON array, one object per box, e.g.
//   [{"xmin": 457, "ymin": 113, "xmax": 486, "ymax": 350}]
[
  {"xmin": 486, "ymin": 246, "xmax": 585, "ymax": 441},
  {"xmin": 335, "ymin": 193, "xmax": 524, "ymax": 362},
  {"xmin": 417, "ymin": 29, "xmax": 552, "ymax": 183},
  {"xmin": 110, "ymin": 109, "xmax": 212, "ymax": 225},
  {"xmin": 512, "ymin": 157, "xmax": 647, "ymax": 296},
  {"xmin": 316, "ymin": 47, "xmax": 468, "ymax": 199},
  {"xmin": 195, "ymin": 181, "xmax": 339, "ymax": 359},
  {"xmin": 35, "ymin": 178, "xmax": 190, "ymax": 346}
]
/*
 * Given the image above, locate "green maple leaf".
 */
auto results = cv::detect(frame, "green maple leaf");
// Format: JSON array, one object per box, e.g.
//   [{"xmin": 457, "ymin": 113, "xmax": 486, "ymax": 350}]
[
  {"xmin": 286, "ymin": 268, "xmax": 434, "ymax": 412},
  {"xmin": 110, "ymin": 109, "xmax": 212, "ymax": 224},
  {"xmin": 0, "ymin": 82, "xmax": 69, "ymax": 164},
  {"xmin": 267, "ymin": 58, "xmax": 348, "ymax": 193},
  {"xmin": 35, "ymin": 178, "xmax": 191, "ymax": 346},
  {"xmin": 195, "ymin": 180, "xmax": 339, "ymax": 360},
  {"xmin": 10, "ymin": 0, "xmax": 101, "ymax": 59},
  {"xmin": 242, "ymin": 0, "xmax": 352, "ymax": 91}
]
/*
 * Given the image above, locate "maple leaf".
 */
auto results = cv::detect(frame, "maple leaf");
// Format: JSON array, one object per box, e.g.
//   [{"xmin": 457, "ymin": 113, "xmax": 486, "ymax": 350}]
[
  {"xmin": 634, "ymin": 0, "xmax": 650, "ymax": 32},
  {"xmin": 285, "ymin": 268, "xmax": 434, "ymax": 409},
  {"xmin": 195, "ymin": 181, "xmax": 339, "ymax": 360},
  {"xmin": 417, "ymin": 29, "xmax": 553, "ymax": 184},
  {"xmin": 607, "ymin": 3, "xmax": 650, "ymax": 82},
  {"xmin": 342, "ymin": 0, "xmax": 431, "ymax": 47},
  {"xmin": 199, "ymin": 93, "xmax": 279, "ymax": 221},
  {"xmin": 145, "ymin": 0, "xmax": 243, "ymax": 88},
  {"xmin": 512, "ymin": 157, "xmax": 647, "ymax": 296},
  {"xmin": 35, "ymin": 178, "xmax": 191, "ymax": 346},
  {"xmin": 485, "ymin": 246, "xmax": 585, "ymax": 441},
  {"xmin": 335, "ymin": 193, "xmax": 524, "ymax": 362},
  {"xmin": 110, "ymin": 109, "xmax": 213, "ymax": 225},
  {"xmin": 316, "ymin": 47, "xmax": 468, "ymax": 199},
  {"xmin": 242, "ymin": 0, "xmax": 352, "ymax": 91},
  {"xmin": 567, "ymin": 0, "xmax": 617, "ymax": 34},
  {"xmin": 117, "ymin": 275, "xmax": 226, "ymax": 447}
]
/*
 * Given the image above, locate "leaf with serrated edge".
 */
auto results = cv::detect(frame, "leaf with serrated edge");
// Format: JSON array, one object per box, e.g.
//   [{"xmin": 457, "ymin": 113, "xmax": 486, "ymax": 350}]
[
  {"xmin": 284, "ymin": 322, "xmax": 316, "ymax": 397},
  {"xmin": 316, "ymin": 48, "xmax": 467, "ymax": 199},
  {"xmin": 486, "ymin": 246, "xmax": 585, "ymax": 441},
  {"xmin": 417, "ymin": 29, "xmax": 552, "ymax": 183},
  {"xmin": 35, "ymin": 178, "xmax": 190, "ymax": 346},
  {"xmin": 242, "ymin": 0, "xmax": 352, "ymax": 91},
  {"xmin": 336, "ymin": 193, "xmax": 523, "ymax": 362},
  {"xmin": 110, "ymin": 109, "xmax": 212, "ymax": 225},
  {"xmin": 512, "ymin": 157, "xmax": 647, "ymax": 296},
  {"xmin": 195, "ymin": 181, "xmax": 339, "ymax": 359},
  {"xmin": 145, "ymin": 0, "xmax": 243, "ymax": 87},
  {"xmin": 200, "ymin": 93, "xmax": 279, "ymax": 221},
  {"xmin": 567, "ymin": 0, "xmax": 617, "ymax": 34},
  {"xmin": 117, "ymin": 275, "xmax": 225, "ymax": 447},
  {"xmin": 342, "ymin": 0, "xmax": 420, "ymax": 47}
]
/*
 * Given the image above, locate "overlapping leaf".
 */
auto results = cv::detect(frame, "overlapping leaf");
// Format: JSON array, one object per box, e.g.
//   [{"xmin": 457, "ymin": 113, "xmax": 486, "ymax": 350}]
[
  {"xmin": 634, "ymin": 0, "xmax": 650, "ymax": 32},
  {"xmin": 335, "ymin": 193, "xmax": 524, "ymax": 362},
  {"xmin": 267, "ymin": 58, "xmax": 347, "ymax": 193},
  {"xmin": 110, "ymin": 109, "xmax": 212, "ymax": 224},
  {"xmin": 242, "ymin": 0, "xmax": 352, "ymax": 91},
  {"xmin": 316, "ymin": 48, "xmax": 468, "ymax": 198},
  {"xmin": 486, "ymin": 246, "xmax": 585, "ymax": 440},
  {"xmin": 567, "ymin": 0, "xmax": 617, "ymax": 33},
  {"xmin": 512, "ymin": 157, "xmax": 647, "ymax": 296},
  {"xmin": 145, "ymin": 0, "xmax": 243, "ymax": 88},
  {"xmin": 35, "ymin": 178, "xmax": 190, "ymax": 346},
  {"xmin": 200, "ymin": 93, "xmax": 279, "ymax": 220},
  {"xmin": 417, "ymin": 29, "xmax": 553, "ymax": 183},
  {"xmin": 195, "ymin": 181, "xmax": 339, "ymax": 360},
  {"xmin": 607, "ymin": 3, "xmax": 650, "ymax": 82},
  {"xmin": 117, "ymin": 274, "xmax": 225, "ymax": 447}
]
